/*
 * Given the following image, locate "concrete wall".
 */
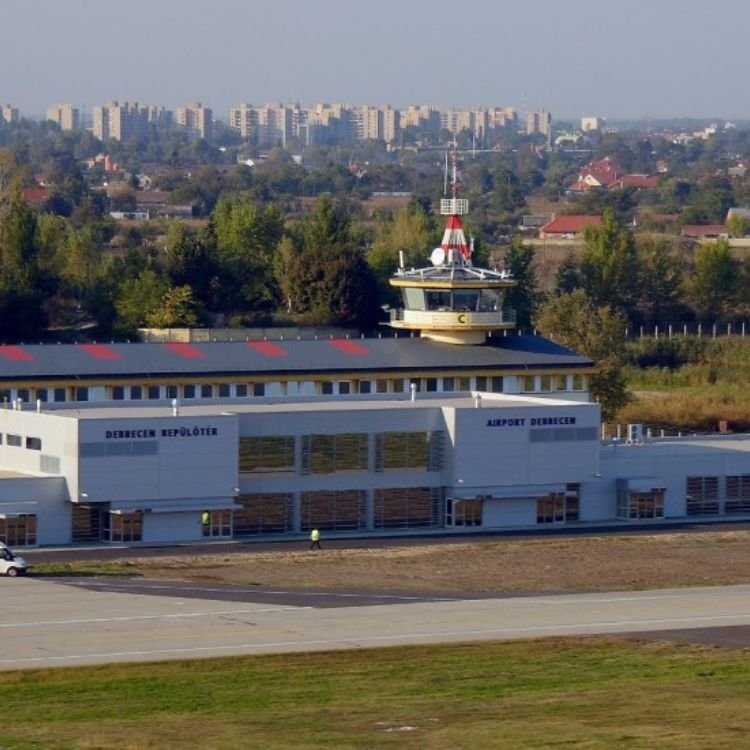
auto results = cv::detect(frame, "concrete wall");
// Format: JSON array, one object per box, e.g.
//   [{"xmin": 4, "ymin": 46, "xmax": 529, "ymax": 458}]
[
  {"xmin": 0, "ymin": 477, "xmax": 68, "ymax": 545},
  {"xmin": 143, "ymin": 511, "xmax": 203, "ymax": 543},
  {"xmin": 483, "ymin": 498, "xmax": 536, "ymax": 526},
  {"xmin": 77, "ymin": 414, "xmax": 239, "ymax": 504},
  {"xmin": 448, "ymin": 399, "xmax": 600, "ymax": 489}
]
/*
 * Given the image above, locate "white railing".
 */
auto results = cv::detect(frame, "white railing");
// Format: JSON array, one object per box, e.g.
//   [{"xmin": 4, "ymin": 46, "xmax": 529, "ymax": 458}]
[{"xmin": 440, "ymin": 198, "xmax": 469, "ymax": 215}]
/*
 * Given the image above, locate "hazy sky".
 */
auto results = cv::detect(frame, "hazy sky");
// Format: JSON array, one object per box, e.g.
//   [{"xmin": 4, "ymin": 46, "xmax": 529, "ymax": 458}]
[{"xmin": 2, "ymin": 0, "xmax": 747, "ymax": 120}]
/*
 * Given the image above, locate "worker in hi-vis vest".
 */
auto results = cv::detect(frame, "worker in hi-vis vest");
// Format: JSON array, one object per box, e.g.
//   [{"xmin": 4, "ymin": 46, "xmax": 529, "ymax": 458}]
[{"xmin": 310, "ymin": 527, "xmax": 321, "ymax": 550}]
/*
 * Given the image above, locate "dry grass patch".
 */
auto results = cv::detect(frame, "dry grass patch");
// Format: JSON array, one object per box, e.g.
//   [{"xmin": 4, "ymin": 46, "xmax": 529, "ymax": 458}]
[{"xmin": 79, "ymin": 530, "xmax": 750, "ymax": 594}]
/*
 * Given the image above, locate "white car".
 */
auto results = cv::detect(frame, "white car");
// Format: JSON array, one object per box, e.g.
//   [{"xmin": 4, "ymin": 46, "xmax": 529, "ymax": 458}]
[{"xmin": 0, "ymin": 543, "xmax": 27, "ymax": 577}]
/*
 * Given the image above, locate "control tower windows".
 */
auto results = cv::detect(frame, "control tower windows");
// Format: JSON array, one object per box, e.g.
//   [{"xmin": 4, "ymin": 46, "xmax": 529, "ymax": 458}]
[
  {"xmin": 425, "ymin": 290, "xmax": 452, "ymax": 310},
  {"xmin": 452, "ymin": 290, "xmax": 480, "ymax": 311},
  {"xmin": 402, "ymin": 287, "xmax": 426, "ymax": 310},
  {"xmin": 479, "ymin": 288, "xmax": 502, "ymax": 312}
]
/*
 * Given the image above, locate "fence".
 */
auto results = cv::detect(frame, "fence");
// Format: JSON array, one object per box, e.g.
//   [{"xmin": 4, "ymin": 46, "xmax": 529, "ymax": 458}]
[{"xmin": 625, "ymin": 322, "xmax": 750, "ymax": 340}]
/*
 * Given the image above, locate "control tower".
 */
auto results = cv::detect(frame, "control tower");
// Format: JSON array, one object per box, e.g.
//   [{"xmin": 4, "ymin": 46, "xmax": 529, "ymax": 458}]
[{"xmin": 388, "ymin": 152, "xmax": 517, "ymax": 345}]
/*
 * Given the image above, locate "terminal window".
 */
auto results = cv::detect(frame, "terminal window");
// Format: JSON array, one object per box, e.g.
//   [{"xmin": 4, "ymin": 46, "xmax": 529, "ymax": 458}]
[
  {"xmin": 239, "ymin": 436, "xmax": 295, "ymax": 475},
  {"xmin": 725, "ymin": 475, "xmax": 750, "ymax": 513},
  {"xmin": 686, "ymin": 476, "xmax": 720, "ymax": 515},
  {"xmin": 302, "ymin": 433, "xmax": 368, "ymax": 474}
]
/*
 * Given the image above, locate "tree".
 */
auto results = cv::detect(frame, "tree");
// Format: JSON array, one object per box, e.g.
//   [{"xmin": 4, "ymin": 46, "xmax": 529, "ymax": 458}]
[
  {"xmin": 491, "ymin": 165, "xmax": 526, "ymax": 217},
  {"xmin": 535, "ymin": 289, "xmax": 629, "ymax": 421},
  {"xmin": 554, "ymin": 252, "xmax": 582, "ymax": 295},
  {"xmin": 146, "ymin": 286, "xmax": 204, "ymax": 328},
  {"xmin": 212, "ymin": 195, "xmax": 285, "ymax": 315},
  {"xmin": 502, "ymin": 237, "xmax": 539, "ymax": 329},
  {"xmin": 286, "ymin": 195, "xmax": 379, "ymax": 328},
  {"xmin": 727, "ymin": 213, "xmax": 750, "ymax": 238},
  {"xmin": 579, "ymin": 208, "xmax": 638, "ymax": 320},
  {"xmin": 163, "ymin": 222, "xmax": 220, "ymax": 311},
  {"xmin": 367, "ymin": 203, "xmax": 438, "ymax": 302},
  {"xmin": 286, "ymin": 243, "xmax": 380, "ymax": 328},
  {"xmin": 633, "ymin": 235, "xmax": 686, "ymax": 327},
  {"xmin": 0, "ymin": 187, "xmax": 38, "ymax": 290},
  {"xmin": 115, "ymin": 268, "xmax": 169, "ymax": 331},
  {"xmin": 687, "ymin": 239, "xmax": 739, "ymax": 321}
]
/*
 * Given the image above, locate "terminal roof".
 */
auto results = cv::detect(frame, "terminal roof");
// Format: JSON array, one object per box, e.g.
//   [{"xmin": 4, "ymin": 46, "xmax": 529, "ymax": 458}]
[{"xmin": 0, "ymin": 335, "xmax": 592, "ymax": 381}]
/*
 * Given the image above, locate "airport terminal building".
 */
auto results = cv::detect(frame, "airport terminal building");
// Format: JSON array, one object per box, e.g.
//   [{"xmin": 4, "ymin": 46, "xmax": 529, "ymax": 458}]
[
  {"xmin": 1, "ymin": 389, "xmax": 750, "ymax": 548},
  {"xmin": 2, "ymin": 181, "xmax": 749, "ymax": 547}
]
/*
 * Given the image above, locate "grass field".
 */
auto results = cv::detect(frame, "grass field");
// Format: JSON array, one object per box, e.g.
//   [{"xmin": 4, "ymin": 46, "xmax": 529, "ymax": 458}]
[
  {"xmin": 618, "ymin": 336, "xmax": 750, "ymax": 431},
  {"xmin": 2, "ymin": 637, "xmax": 750, "ymax": 749}
]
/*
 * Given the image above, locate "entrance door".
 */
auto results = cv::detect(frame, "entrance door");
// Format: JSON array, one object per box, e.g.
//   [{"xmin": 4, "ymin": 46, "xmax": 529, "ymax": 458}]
[{"xmin": 202, "ymin": 510, "xmax": 233, "ymax": 538}]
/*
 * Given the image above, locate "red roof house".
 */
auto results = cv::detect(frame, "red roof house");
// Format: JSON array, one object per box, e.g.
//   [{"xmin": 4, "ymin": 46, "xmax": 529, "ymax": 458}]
[
  {"xmin": 539, "ymin": 215, "xmax": 602, "ymax": 239},
  {"xmin": 680, "ymin": 225, "xmax": 728, "ymax": 239}
]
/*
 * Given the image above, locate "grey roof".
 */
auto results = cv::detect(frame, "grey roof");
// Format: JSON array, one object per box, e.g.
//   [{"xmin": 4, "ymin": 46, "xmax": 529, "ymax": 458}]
[{"xmin": 0, "ymin": 335, "xmax": 592, "ymax": 382}]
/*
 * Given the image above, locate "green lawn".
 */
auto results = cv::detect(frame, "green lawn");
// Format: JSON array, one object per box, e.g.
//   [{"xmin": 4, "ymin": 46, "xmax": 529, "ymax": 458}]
[{"xmin": 2, "ymin": 637, "xmax": 749, "ymax": 749}]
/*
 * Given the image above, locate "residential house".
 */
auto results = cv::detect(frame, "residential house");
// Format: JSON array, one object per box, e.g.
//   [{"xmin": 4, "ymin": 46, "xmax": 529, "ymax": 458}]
[{"xmin": 538, "ymin": 215, "xmax": 602, "ymax": 240}]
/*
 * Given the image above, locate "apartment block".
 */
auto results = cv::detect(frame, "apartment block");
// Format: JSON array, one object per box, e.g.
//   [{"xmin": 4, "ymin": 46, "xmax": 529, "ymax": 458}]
[
  {"xmin": 526, "ymin": 108, "xmax": 552, "ymax": 136},
  {"xmin": 581, "ymin": 116, "xmax": 605, "ymax": 132},
  {"xmin": 176, "ymin": 101, "xmax": 212, "ymax": 140},
  {"xmin": 93, "ymin": 101, "xmax": 150, "ymax": 141},
  {"xmin": 46, "ymin": 103, "xmax": 80, "ymax": 131},
  {"xmin": 1, "ymin": 103, "xmax": 19, "ymax": 124}
]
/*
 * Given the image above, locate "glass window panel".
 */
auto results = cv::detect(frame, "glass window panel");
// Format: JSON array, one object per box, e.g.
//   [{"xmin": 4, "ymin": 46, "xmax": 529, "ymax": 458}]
[
  {"xmin": 239, "ymin": 436, "xmax": 295, "ymax": 475},
  {"xmin": 25, "ymin": 437, "xmax": 42, "ymax": 451}
]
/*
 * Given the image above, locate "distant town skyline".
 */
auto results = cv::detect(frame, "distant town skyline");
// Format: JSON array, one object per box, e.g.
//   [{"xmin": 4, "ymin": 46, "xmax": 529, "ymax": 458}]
[{"xmin": 2, "ymin": 0, "xmax": 750, "ymax": 120}]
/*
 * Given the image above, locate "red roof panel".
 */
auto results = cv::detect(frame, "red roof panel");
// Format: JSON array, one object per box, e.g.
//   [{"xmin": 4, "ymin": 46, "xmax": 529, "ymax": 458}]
[
  {"xmin": 80, "ymin": 343, "xmax": 121, "ymax": 361},
  {"xmin": 0, "ymin": 346, "xmax": 34, "ymax": 362},
  {"xmin": 328, "ymin": 339, "xmax": 370, "ymax": 355},
  {"xmin": 247, "ymin": 341, "xmax": 289, "ymax": 357},
  {"xmin": 162, "ymin": 342, "xmax": 205, "ymax": 359},
  {"xmin": 540, "ymin": 215, "xmax": 602, "ymax": 234}
]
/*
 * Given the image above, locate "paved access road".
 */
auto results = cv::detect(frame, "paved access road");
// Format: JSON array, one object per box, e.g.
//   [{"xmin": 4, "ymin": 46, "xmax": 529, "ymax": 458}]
[{"xmin": 2, "ymin": 578, "xmax": 750, "ymax": 671}]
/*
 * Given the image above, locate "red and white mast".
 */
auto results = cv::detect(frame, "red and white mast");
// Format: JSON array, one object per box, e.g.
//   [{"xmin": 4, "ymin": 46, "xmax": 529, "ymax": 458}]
[{"xmin": 440, "ymin": 146, "xmax": 472, "ymax": 265}]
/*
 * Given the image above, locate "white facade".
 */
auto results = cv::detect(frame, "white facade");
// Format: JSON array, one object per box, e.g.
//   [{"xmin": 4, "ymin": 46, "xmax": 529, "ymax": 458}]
[{"xmin": 0, "ymin": 394, "xmax": 748, "ymax": 548}]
